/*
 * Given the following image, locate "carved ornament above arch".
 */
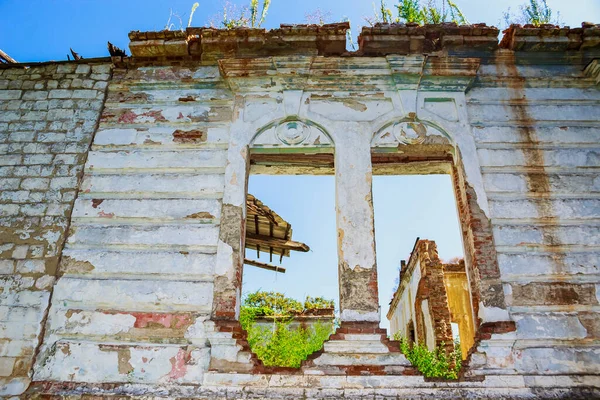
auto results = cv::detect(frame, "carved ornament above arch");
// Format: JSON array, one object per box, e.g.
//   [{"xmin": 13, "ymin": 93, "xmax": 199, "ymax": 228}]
[
  {"xmin": 371, "ymin": 114, "xmax": 452, "ymax": 148},
  {"xmin": 250, "ymin": 117, "xmax": 334, "ymax": 150}
]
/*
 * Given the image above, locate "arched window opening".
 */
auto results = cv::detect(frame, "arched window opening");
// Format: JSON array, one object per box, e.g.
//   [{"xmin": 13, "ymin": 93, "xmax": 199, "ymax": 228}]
[
  {"xmin": 374, "ymin": 118, "xmax": 477, "ymax": 366},
  {"xmin": 240, "ymin": 118, "xmax": 337, "ymax": 369}
]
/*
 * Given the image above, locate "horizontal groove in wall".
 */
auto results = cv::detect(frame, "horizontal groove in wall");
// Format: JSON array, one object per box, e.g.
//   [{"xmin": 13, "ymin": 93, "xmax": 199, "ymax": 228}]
[
  {"xmin": 52, "ymin": 303, "xmax": 213, "ymax": 314},
  {"xmin": 467, "ymin": 99, "xmax": 600, "ymax": 106},
  {"xmin": 473, "ymin": 79, "xmax": 595, "ymax": 89},
  {"xmin": 501, "ymin": 274, "xmax": 600, "ymax": 284},
  {"xmin": 492, "ymin": 218, "xmax": 600, "ymax": 226},
  {"xmin": 62, "ymin": 247, "xmax": 216, "ymax": 255},
  {"xmin": 114, "ymin": 82, "xmax": 228, "ymax": 91},
  {"xmin": 469, "ymin": 121, "xmax": 600, "ymax": 128},
  {"xmin": 85, "ymin": 167, "xmax": 227, "ymax": 175},
  {"xmin": 495, "ymin": 245, "xmax": 600, "ymax": 254},
  {"xmin": 47, "ymin": 335, "xmax": 204, "ymax": 346},
  {"xmin": 70, "ymin": 217, "xmax": 219, "ymax": 225},
  {"xmin": 476, "ymin": 143, "xmax": 600, "ymax": 150},
  {"xmin": 88, "ymin": 148, "xmax": 227, "ymax": 154},
  {"xmin": 487, "ymin": 192, "xmax": 600, "ymax": 200},
  {"xmin": 103, "ymin": 100, "xmax": 234, "ymax": 108},
  {"xmin": 60, "ymin": 272, "xmax": 215, "ymax": 283},
  {"xmin": 472, "ymin": 84, "xmax": 598, "ymax": 91},
  {"xmin": 78, "ymin": 192, "xmax": 224, "ymax": 200},
  {"xmin": 511, "ymin": 339, "xmax": 600, "ymax": 349},
  {"xmin": 482, "ymin": 166, "xmax": 600, "ymax": 174},
  {"xmin": 48, "ymin": 338, "xmax": 207, "ymax": 349},
  {"xmin": 107, "ymin": 82, "xmax": 227, "ymax": 90},
  {"xmin": 91, "ymin": 143, "xmax": 229, "ymax": 151},
  {"xmin": 64, "ymin": 243, "xmax": 218, "ymax": 253},
  {"xmin": 69, "ymin": 221, "xmax": 220, "ymax": 228},
  {"xmin": 98, "ymin": 121, "xmax": 230, "ymax": 129},
  {"xmin": 509, "ymin": 305, "xmax": 600, "ymax": 313}
]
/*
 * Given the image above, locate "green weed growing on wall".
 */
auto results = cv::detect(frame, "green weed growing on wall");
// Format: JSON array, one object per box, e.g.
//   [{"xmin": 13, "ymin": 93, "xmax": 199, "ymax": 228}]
[
  {"xmin": 219, "ymin": 0, "xmax": 272, "ymax": 28},
  {"xmin": 240, "ymin": 291, "xmax": 335, "ymax": 368},
  {"xmin": 368, "ymin": 0, "xmax": 468, "ymax": 26},
  {"xmin": 395, "ymin": 333, "xmax": 462, "ymax": 379},
  {"xmin": 503, "ymin": 0, "xmax": 561, "ymax": 27}
]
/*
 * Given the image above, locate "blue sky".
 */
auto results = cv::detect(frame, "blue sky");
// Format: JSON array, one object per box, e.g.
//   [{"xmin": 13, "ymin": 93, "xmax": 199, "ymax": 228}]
[
  {"xmin": 245, "ymin": 174, "xmax": 463, "ymax": 330},
  {"xmin": 1, "ymin": 0, "xmax": 598, "ymax": 62},
  {"xmin": 1, "ymin": 0, "xmax": 597, "ymax": 330}
]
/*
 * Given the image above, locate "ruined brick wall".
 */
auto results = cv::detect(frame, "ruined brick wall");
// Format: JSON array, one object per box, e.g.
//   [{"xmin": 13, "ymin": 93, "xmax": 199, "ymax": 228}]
[
  {"xmin": 388, "ymin": 240, "xmax": 455, "ymax": 354},
  {"xmin": 388, "ymin": 256, "xmax": 422, "ymax": 342},
  {"xmin": 0, "ymin": 61, "xmax": 110, "ymax": 396}
]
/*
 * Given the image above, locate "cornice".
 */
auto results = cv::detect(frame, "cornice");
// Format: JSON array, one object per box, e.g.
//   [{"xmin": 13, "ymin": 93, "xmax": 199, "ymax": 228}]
[{"xmin": 215, "ymin": 55, "xmax": 479, "ymax": 93}]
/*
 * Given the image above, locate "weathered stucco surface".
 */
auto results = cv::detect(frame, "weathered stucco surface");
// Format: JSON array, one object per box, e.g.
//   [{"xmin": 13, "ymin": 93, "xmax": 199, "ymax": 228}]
[
  {"xmin": 0, "ymin": 61, "xmax": 110, "ymax": 397},
  {"xmin": 0, "ymin": 21, "xmax": 599, "ymax": 399}
]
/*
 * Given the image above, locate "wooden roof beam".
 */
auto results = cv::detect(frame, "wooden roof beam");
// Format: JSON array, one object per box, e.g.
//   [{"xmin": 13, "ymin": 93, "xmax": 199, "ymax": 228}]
[
  {"xmin": 0, "ymin": 49, "xmax": 17, "ymax": 64},
  {"xmin": 244, "ymin": 258, "xmax": 286, "ymax": 273},
  {"xmin": 246, "ymin": 233, "xmax": 309, "ymax": 253}
]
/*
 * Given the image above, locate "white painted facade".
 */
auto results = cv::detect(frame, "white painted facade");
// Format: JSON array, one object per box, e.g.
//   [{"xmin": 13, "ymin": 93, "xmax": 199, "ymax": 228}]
[{"xmin": 1, "ymin": 23, "xmax": 599, "ymax": 398}]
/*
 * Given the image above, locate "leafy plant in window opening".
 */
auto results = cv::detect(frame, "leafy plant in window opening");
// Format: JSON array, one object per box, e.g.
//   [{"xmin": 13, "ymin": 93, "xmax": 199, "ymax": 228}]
[{"xmin": 240, "ymin": 291, "xmax": 335, "ymax": 368}]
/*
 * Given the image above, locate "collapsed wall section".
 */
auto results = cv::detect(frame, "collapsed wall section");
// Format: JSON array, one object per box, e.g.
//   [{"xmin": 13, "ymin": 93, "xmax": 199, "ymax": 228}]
[{"xmin": 0, "ymin": 61, "xmax": 110, "ymax": 396}]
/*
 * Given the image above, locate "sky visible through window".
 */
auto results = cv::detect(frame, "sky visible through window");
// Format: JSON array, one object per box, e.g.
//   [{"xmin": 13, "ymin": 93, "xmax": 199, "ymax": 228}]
[{"xmin": 243, "ymin": 174, "xmax": 464, "ymax": 330}]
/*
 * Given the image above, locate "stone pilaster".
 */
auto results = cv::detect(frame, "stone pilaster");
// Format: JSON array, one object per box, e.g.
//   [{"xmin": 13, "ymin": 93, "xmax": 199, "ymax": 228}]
[{"xmin": 334, "ymin": 124, "xmax": 379, "ymax": 323}]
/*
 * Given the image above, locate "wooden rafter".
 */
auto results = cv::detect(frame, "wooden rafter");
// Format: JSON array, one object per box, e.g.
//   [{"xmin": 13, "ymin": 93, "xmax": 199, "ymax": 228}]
[
  {"xmin": 246, "ymin": 233, "xmax": 309, "ymax": 253},
  {"xmin": 0, "ymin": 49, "xmax": 17, "ymax": 64},
  {"xmin": 280, "ymin": 224, "xmax": 291, "ymax": 263},
  {"xmin": 244, "ymin": 193, "xmax": 310, "ymax": 272},
  {"xmin": 244, "ymin": 258, "xmax": 286, "ymax": 273}
]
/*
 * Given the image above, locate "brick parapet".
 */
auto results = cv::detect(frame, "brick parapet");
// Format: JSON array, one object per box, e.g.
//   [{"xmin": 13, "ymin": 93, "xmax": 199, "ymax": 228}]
[
  {"xmin": 128, "ymin": 22, "xmax": 350, "ymax": 60},
  {"xmin": 124, "ymin": 22, "xmax": 600, "ymax": 65},
  {"xmin": 359, "ymin": 22, "xmax": 499, "ymax": 56},
  {"xmin": 500, "ymin": 22, "xmax": 600, "ymax": 51}
]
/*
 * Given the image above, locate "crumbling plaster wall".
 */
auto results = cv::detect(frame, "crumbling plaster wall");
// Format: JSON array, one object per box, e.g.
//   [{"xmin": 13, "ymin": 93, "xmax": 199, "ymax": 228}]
[
  {"xmin": 388, "ymin": 241, "xmax": 458, "ymax": 354},
  {"xmin": 0, "ymin": 22, "xmax": 598, "ymax": 397},
  {"xmin": 467, "ymin": 53, "xmax": 600, "ymax": 376},
  {"xmin": 0, "ymin": 61, "xmax": 110, "ymax": 397},
  {"xmin": 21, "ymin": 55, "xmax": 600, "ymax": 395},
  {"xmin": 31, "ymin": 65, "xmax": 232, "ymax": 386},
  {"xmin": 27, "ymin": 55, "xmax": 494, "ymax": 390},
  {"xmin": 389, "ymin": 259, "xmax": 422, "ymax": 342}
]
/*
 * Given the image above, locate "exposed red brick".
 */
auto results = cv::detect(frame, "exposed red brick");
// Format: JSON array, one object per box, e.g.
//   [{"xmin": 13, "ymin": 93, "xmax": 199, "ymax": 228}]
[
  {"xmin": 172, "ymin": 129, "xmax": 207, "ymax": 144},
  {"xmin": 477, "ymin": 321, "xmax": 517, "ymax": 340},
  {"xmin": 91, "ymin": 199, "xmax": 103, "ymax": 208}
]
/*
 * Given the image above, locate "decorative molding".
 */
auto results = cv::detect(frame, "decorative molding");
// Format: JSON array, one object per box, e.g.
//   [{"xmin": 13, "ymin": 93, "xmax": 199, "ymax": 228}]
[
  {"xmin": 372, "ymin": 114, "xmax": 452, "ymax": 147},
  {"xmin": 216, "ymin": 55, "xmax": 479, "ymax": 93},
  {"xmin": 275, "ymin": 120, "xmax": 312, "ymax": 145},
  {"xmin": 386, "ymin": 55, "xmax": 480, "ymax": 93},
  {"xmin": 251, "ymin": 117, "xmax": 333, "ymax": 149},
  {"xmin": 423, "ymin": 97, "xmax": 458, "ymax": 122},
  {"xmin": 282, "ymin": 90, "xmax": 304, "ymax": 117}
]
